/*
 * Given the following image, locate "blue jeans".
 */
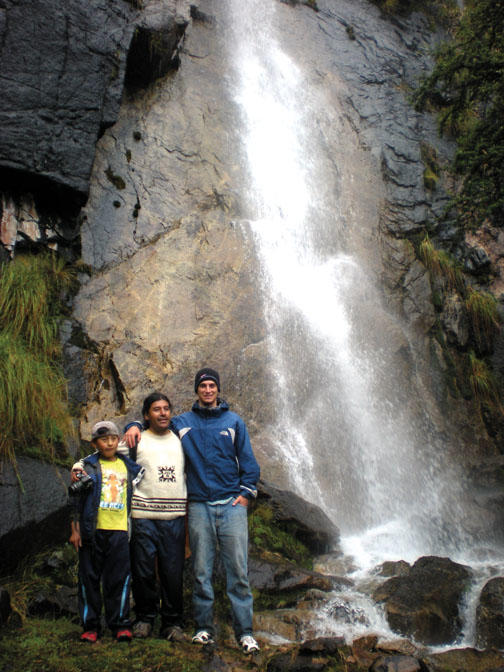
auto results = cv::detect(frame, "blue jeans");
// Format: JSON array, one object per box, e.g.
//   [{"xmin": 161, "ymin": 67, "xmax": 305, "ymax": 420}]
[{"xmin": 188, "ymin": 500, "xmax": 253, "ymax": 638}]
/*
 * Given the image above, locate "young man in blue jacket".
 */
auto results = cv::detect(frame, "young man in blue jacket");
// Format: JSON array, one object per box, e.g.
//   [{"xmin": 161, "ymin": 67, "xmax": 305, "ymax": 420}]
[
  {"xmin": 124, "ymin": 368, "xmax": 261, "ymax": 654},
  {"xmin": 69, "ymin": 421, "xmax": 142, "ymax": 643}
]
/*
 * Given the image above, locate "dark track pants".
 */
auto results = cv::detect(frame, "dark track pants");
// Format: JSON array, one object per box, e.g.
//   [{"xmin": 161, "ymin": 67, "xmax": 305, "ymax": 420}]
[
  {"xmin": 130, "ymin": 517, "xmax": 185, "ymax": 630},
  {"xmin": 78, "ymin": 529, "xmax": 131, "ymax": 634}
]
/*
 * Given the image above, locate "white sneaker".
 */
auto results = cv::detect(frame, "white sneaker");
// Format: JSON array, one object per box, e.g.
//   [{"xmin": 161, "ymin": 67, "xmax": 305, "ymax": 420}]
[
  {"xmin": 240, "ymin": 634, "xmax": 260, "ymax": 654},
  {"xmin": 192, "ymin": 630, "xmax": 215, "ymax": 645}
]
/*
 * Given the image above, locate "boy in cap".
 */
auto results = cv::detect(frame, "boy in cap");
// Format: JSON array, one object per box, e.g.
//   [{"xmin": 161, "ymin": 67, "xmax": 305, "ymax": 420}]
[{"xmin": 69, "ymin": 420, "xmax": 142, "ymax": 643}]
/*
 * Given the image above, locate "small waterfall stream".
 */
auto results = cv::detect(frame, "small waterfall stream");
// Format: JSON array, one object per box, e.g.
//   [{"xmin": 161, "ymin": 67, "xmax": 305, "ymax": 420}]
[{"xmin": 223, "ymin": 0, "xmax": 503, "ymax": 645}]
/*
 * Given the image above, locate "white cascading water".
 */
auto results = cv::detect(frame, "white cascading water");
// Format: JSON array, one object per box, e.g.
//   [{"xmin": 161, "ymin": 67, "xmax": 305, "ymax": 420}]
[{"xmin": 225, "ymin": 0, "xmax": 503, "ymax": 644}]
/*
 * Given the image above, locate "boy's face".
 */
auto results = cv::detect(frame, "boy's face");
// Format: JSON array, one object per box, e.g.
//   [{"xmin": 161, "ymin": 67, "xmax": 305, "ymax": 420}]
[{"xmin": 94, "ymin": 434, "xmax": 119, "ymax": 460}]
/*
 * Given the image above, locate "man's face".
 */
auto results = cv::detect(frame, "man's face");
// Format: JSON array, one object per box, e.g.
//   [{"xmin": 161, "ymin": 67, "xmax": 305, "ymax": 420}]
[
  {"xmin": 94, "ymin": 434, "xmax": 119, "ymax": 460},
  {"xmin": 144, "ymin": 399, "xmax": 171, "ymax": 434},
  {"xmin": 197, "ymin": 380, "xmax": 218, "ymax": 407}
]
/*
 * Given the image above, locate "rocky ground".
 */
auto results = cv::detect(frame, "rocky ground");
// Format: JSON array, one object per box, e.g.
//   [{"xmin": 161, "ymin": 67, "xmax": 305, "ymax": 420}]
[{"xmin": 1, "ymin": 482, "xmax": 504, "ymax": 672}]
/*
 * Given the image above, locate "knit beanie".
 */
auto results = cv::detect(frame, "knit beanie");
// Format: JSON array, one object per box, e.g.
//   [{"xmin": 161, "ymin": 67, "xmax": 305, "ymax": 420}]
[{"xmin": 194, "ymin": 367, "xmax": 220, "ymax": 393}]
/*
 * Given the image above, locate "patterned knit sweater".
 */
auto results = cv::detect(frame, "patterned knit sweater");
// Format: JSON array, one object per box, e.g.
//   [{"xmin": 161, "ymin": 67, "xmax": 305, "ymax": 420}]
[{"xmin": 130, "ymin": 429, "xmax": 186, "ymax": 519}]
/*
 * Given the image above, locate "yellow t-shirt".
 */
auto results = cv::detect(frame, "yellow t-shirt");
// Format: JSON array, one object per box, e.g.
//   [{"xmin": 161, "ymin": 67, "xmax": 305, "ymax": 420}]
[{"xmin": 96, "ymin": 457, "xmax": 128, "ymax": 532}]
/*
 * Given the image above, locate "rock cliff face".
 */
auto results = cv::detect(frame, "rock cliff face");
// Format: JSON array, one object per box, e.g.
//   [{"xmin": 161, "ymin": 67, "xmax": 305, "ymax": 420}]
[
  {"xmin": 0, "ymin": 0, "xmax": 187, "ymax": 203},
  {"xmin": 0, "ymin": 0, "xmax": 502, "ymax": 562},
  {"xmin": 0, "ymin": 0, "xmax": 136, "ymax": 201},
  {"xmin": 0, "ymin": 458, "xmax": 70, "ymax": 571}
]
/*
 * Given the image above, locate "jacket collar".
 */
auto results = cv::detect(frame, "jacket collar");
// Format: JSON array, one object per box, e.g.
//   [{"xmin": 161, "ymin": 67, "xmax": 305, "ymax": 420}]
[
  {"xmin": 191, "ymin": 398, "xmax": 229, "ymax": 416},
  {"xmin": 84, "ymin": 451, "xmax": 125, "ymax": 466}
]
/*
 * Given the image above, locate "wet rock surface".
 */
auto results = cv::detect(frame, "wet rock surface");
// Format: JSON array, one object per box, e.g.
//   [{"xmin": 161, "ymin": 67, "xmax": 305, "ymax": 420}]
[
  {"xmin": 258, "ymin": 481, "xmax": 340, "ymax": 554},
  {"xmin": 440, "ymin": 292, "xmax": 469, "ymax": 347},
  {"xmin": 266, "ymin": 640, "xmax": 351, "ymax": 672},
  {"xmin": 373, "ymin": 556, "xmax": 473, "ymax": 645},
  {"xmin": 476, "ymin": 577, "xmax": 504, "ymax": 649},
  {"xmin": 376, "ymin": 561, "xmax": 411, "ymax": 578},
  {"xmin": 423, "ymin": 647, "xmax": 504, "ymax": 672},
  {"xmin": 249, "ymin": 556, "xmax": 349, "ymax": 594},
  {"xmin": 370, "ymin": 656, "xmax": 426, "ymax": 672},
  {"xmin": 0, "ymin": 2, "xmax": 503, "ymax": 664}
]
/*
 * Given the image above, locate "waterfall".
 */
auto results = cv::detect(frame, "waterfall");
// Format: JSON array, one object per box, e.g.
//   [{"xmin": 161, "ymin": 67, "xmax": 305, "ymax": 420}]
[
  {"xmin": 218, "ymin": 0, "xmax": 504, "ymax": 644},
  {"xmin": 227, "ymin": 0, "xmax": 477, "ymax": 565}
]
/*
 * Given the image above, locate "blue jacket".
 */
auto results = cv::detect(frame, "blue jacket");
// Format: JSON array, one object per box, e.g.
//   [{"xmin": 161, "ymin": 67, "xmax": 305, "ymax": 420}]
[
  {"xmin": 170, "ymin": 400, "xmax": 260, "ymax": 502},
  {"xmin": 125, "ymin": 399, "xmax": 260, "ymax": 502},
  {"xmin": 70, "ymin": 452, "xmax": 142, "ymax": 542},
  {"xmin": 134, "ymin": 400, "xmax": 259, "ymax": 502}
]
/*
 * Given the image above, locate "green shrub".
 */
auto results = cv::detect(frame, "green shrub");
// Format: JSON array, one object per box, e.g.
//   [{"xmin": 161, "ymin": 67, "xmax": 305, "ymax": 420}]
[{"xmin": 0, "ymin": 254, "xmax": 75, "ymax": 467}]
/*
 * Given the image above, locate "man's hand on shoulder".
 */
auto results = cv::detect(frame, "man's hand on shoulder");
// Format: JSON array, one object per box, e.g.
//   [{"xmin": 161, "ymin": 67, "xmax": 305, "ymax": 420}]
[{"xmin": 123, "ymin": 425, "xmax": 142, "ymax": 449}]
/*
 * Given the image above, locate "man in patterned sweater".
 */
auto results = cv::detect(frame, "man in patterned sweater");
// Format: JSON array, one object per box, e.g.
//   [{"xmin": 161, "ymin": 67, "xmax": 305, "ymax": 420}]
[{"xmin": 73, "ymin": 392, "xmax": 187, "ymax": 641}]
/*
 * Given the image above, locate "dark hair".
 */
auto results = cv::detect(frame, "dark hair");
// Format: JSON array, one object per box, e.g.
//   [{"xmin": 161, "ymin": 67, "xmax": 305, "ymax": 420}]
[{"xmin": 142, "ymin": 392, "xmax": 172, "ymax": 426}]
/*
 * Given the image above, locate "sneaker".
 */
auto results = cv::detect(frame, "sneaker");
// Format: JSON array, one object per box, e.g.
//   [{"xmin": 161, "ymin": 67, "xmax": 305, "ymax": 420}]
[
  {"xmin": 163, "ymin": 625, "xmax": 186, "ymax": 642},
  {"xmin": 133, "ymin": 621, "xmax": 153, "ymax": 638},
  {"xmin": 116, "ymin": 628, "xmax": 132, "ymax": 642},
  {"xmin": 80, "ymin": 630, "xmax": 98, "ymax": 643},
  {"xmin": 192, "ymin": 630, "xmax": 215, "ymax": 645},
  {"xmin": 240, "ymin": 634, "xmax": 260, "ymax": 654}
]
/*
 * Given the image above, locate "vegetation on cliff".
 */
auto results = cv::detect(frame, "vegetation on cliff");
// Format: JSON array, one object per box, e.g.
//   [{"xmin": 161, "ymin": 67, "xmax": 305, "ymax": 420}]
[
  {"xmin": 369, "ymin": 0, "xmax": 458, "ymax": 27},
  {"xmin": 418, "ymin": 234, "xmax": 502, "ymax": 420},
  {"xmin": 414, "ymin": 0, "xmax": 504, "ymax": 229},
  {"xmin": 0, "ymin": 254, "xmax": 75, "ymax": 469},
  {"xmin": 404, "ymin": 0, "xmax": 504, "ymax": 435}
]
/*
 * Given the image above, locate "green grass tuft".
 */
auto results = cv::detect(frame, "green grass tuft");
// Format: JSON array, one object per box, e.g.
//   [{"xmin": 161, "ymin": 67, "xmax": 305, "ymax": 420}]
[
  {"xmin": 419, "ymin": 235, "xmax": 465, "ymax": 293},
  {"xmin": 0, "ymin": 253, "xmax": 76, "ymax": 467},
  {"xmin": 466, "ymin": 287, "xmax": 501, "ymax": 354},
  {"xmin": 468, "ymin": 351, "xmax": 503, "ymax": 414}
]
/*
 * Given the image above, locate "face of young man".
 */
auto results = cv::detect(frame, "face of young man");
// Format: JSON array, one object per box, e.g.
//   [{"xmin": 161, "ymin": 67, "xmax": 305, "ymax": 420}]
[
  {"xmin": 197, "ymin": 380, "xmax": 218, "ymax": 408},
  {"xmin": 144, "ymin": 399, "xmax": 172, "ymax": 434},
  {"xmin": 95, "ymin": 434, "xmax": 119, "ymax": 460}
]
